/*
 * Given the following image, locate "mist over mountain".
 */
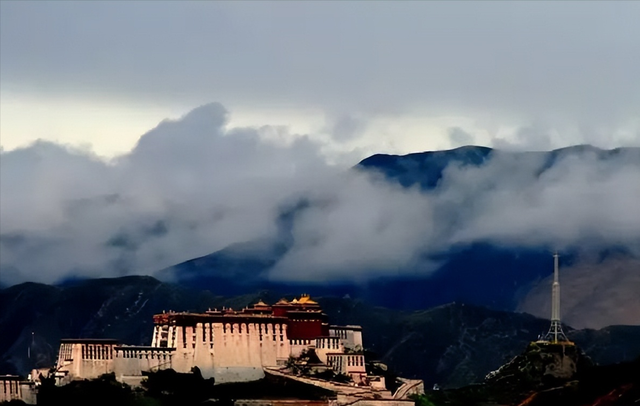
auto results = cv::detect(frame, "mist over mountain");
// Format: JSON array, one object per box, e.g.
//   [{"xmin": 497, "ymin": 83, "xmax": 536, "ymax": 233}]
[{"xmin": 1, "ymin": 103, "xmax": 639, "ymax": 326}]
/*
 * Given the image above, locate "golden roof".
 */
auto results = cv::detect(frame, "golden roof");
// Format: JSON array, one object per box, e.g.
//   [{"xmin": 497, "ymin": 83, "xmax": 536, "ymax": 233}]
[
  {"xmin": 297, "ymin": 294, "xmax": 318, "ymax": 305},
  {"xmin": 254, "ymin": 300, "xmax": 269, "ymax": 307},
  {"xmin": 275, "ymin": 298, "xmax": 290, "ymax": 305}
]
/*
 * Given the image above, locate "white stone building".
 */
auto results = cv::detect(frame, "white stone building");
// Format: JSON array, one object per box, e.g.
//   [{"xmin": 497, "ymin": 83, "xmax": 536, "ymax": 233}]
[{"xmin": 54, "ymin": 296, "xmax": 369, "ymax": 385}]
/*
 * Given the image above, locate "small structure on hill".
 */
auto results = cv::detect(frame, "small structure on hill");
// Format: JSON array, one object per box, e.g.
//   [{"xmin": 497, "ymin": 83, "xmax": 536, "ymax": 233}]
[
  {"xmin": 539, "ymin": 253, "xmax": 572, "ymax": 345},
  {"xmin": 482, "ymin": 252, "xmax": 591, "ymax": 404}
]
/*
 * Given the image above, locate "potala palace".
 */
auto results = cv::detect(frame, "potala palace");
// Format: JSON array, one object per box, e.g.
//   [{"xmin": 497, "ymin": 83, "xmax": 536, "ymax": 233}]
[{"xmin": 2, "ymin": 295, "xmax": 422, "ymax": 404}]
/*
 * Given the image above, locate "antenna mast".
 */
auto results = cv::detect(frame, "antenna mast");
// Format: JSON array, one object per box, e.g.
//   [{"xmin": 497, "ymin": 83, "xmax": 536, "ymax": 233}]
[{"xmin": 543, "ymin": 252, "xmax": 569, "ymax": 343}]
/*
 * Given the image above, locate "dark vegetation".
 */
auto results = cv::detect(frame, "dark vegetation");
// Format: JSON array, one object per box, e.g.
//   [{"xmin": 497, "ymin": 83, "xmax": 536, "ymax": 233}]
[
  {"xmin": 37, "ymin": 373, "xmax": 142, "ymax": 406},
  {"xmin": 285, "ymin": 349, "xmax": 353, "ymax": 384},
  {"xmin": 31, "ymin": 369, "xmax": 335, "ymax": 406},
  {"xmin": 141, "ymin": 367, "xmax": 215, "ymax": 405}
]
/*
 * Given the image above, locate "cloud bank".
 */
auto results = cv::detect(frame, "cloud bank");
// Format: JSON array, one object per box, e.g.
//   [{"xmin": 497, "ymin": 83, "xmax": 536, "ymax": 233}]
[{"xmin": 1, "ymin": 103, "xmax": 639, "ymax": 286}]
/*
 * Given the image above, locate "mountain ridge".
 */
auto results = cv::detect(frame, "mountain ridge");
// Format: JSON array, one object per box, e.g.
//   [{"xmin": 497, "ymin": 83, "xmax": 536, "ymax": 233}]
[{"xmin": 357, "ymin": 144, "xmax": 640, "ymax": 189}]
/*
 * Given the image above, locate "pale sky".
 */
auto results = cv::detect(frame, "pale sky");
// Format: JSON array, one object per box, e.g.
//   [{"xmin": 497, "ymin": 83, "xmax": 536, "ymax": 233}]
[{"xmin": 2, "ymin": 1, "xmax": 640, "ymax": 159}]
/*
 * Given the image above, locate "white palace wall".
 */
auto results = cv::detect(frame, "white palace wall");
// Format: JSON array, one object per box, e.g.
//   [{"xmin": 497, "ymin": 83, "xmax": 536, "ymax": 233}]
[
  {"xmin": 1, "ymin": 376, "xmax": 37, "ymax": 404},
  {"xmin": 289, "ymin": 339, "xmax": 314, "ymax": 358},
  {"xmin": 330, "ymin": 325, "xmax": 363, "ymax": 350},
  {"xmin": 326, "ymin": 353, "xmax": 366, "ymax": 383},
  {"xmin": 111, "ymin": 320, "xmax": 291, "ymax": 384},
  {"xmin": 315, "ymin": 336, "xmax": 343, "ymax": 364},
  {"xmin": 114, "ymin": 347, "xmax": 174, "ymax": 380},
  {"xmin": 55, "ymin": 340, "xmax": 118, "ymax": 384},
  {"xmin": 54, "ymin": 306, "xmax": 367, "ymax": 388}
]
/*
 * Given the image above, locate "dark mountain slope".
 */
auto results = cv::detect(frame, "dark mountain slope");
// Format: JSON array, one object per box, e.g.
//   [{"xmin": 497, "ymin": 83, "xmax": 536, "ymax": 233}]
[
  {"xmin": 358, "ymin": 145, "xmax": 493, "ymax": 188},
  {"xmin": 156, "ymin": 238, "xmax": 288, "ymax": 295},
  {"xmin": 357, "ymin": 145, "xmax": 640, "ymax": 190}
]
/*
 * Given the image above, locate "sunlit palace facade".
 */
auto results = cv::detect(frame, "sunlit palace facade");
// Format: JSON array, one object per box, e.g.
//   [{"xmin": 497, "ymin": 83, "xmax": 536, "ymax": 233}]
[{"xmin": 54, "ymin": 295, "xmax": 365, "ymax": 385}]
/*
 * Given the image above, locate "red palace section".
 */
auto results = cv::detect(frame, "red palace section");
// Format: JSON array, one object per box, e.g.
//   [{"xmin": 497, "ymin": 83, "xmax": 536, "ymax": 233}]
[{"xmin": 152, "ymin": 294, "xmax": 330, "ymax": 341}]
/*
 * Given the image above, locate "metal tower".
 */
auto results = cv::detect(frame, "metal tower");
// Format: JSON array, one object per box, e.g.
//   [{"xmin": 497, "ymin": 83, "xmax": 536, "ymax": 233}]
[{"xmin": 543, "ymin": 253, "xmax": 569, "ymax": 343}]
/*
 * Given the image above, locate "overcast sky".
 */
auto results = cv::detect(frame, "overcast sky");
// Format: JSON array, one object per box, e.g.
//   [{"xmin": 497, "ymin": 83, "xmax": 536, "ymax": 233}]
[
  {"xmin": 2, "ymin": 1, "xmax": 640, "ymax": 159},
  {"xmin": 1, "ymin": 2, "xmax": 640, "ymax": 287}
]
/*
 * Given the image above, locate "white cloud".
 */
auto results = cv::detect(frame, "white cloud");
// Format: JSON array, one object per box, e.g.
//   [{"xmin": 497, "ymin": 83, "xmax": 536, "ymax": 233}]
[
  {"xmin": 269, "ymin": 172, "xmax": 437, "ymax": 282},
  {"xmin": 1, "ymin": 103, "xmax": 639, "ymax": 287},
  {"xmin": 0, "ymin": 103, "xmax": 433, "ymax": 284},
  {"xmin": 441, "ymin": 148, "xmax": 640, "ymax": 251}
]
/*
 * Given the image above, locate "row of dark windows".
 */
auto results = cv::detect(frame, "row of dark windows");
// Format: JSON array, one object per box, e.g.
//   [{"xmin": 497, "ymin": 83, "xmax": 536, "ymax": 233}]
[
  {"xmin": 118, "ymin": 350, "xmax": 172, "ymax": 360},
  {"xmin": 331, "ymin": 329, "xmax": 349, "ymax": 339},
  {"xmin": 59, "ymin": 343, "xmax": 73, "ymax": 361},
  {"xmin": 317, "ymin": 337, "xmax": 340, "ymax": 349},
  {"xmin": 81, "ymin": 345, "xmax": 113, "ymax": 360},
  {"xmin": 327, "ymin": 354, "xmax": 364, "ymax": 368},
  {"xmin": 290, "ymin": 339, "xmax": 312, "ymax": 345},
  {"xmin": 172, "ymin": 323, "xmax": 287, "ymax": 348},
  {"xmin": 2, "ymin": 381, "xmax": 20, "ymax": 395}
]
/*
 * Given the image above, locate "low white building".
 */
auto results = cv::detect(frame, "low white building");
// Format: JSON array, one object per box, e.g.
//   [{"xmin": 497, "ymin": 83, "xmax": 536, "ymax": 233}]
[{"xmin": 0, "ymin": 375, "xmax": 36, "ymax": 405}]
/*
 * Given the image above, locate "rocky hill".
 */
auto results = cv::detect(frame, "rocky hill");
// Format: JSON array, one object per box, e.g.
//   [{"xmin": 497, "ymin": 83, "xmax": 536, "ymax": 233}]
[
  {"xmin": 421, "ymin": 344, "xmax": 640, "ymax": 405},
  {"xmin": 2, "ymin": 276, "xmax": 640, "ymax": 389}
]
